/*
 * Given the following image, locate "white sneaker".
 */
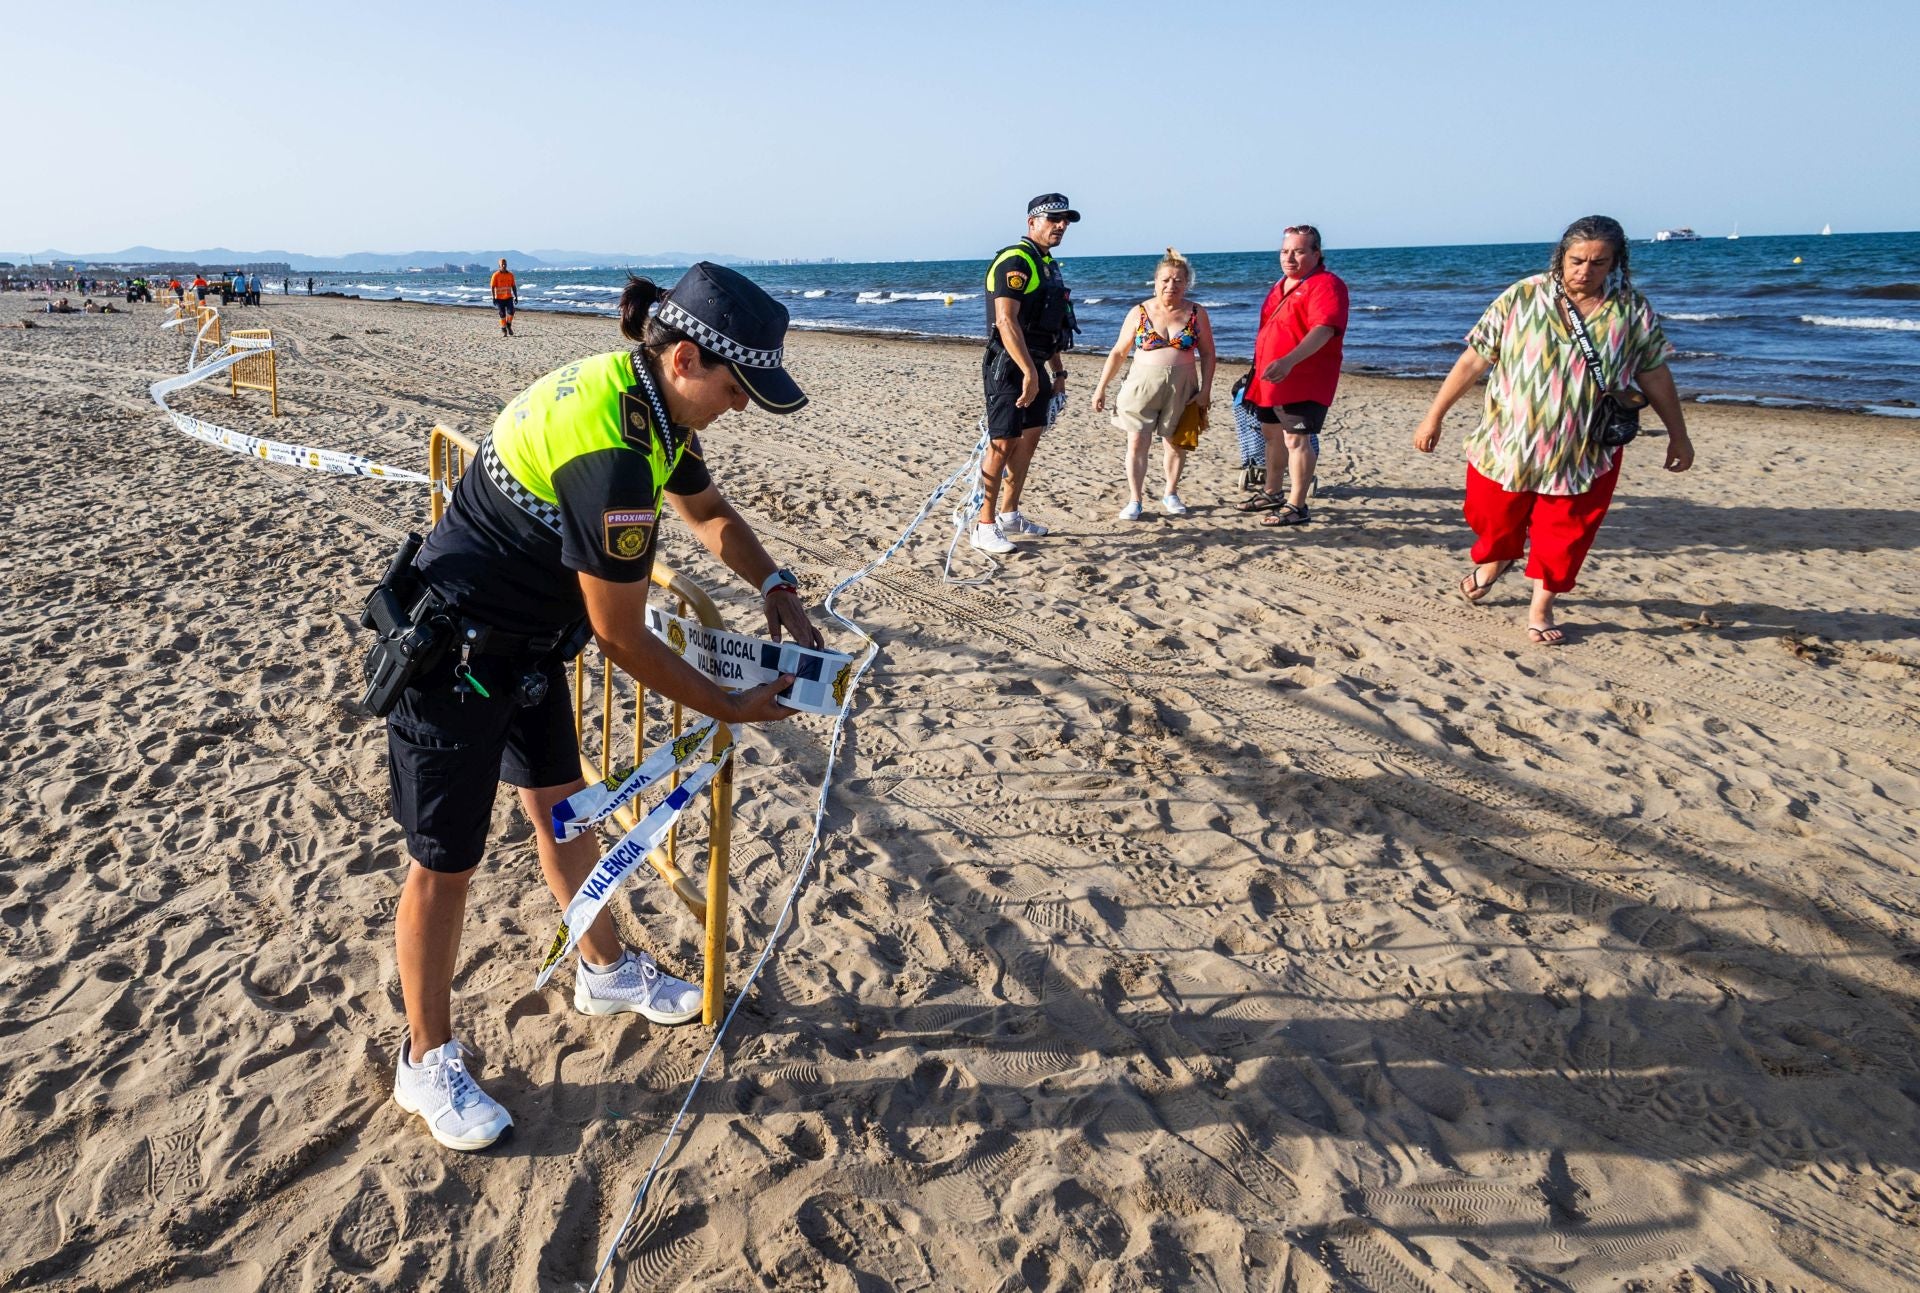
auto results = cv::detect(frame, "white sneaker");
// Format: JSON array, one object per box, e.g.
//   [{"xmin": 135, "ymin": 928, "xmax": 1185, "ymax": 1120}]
[
  {"xmin": 574, "ymin": 949, "xmax": 703, "ymax": 1025},
  {"xmin": 393, "ymin": 1037, "xmax": 512, "ymax": 1152},
  {"xmin": 1161, "ymin": 493, "xmax": 1189, "ymax": 516},
  {"xmin": 996, "ymin": 510, "xmax": 1049, "ymax": 537},
  {"xmin": 1116, "ymin": 500, "xmax": 1143, "ymax": 520},
  {"xmin": 970, "ymin": 522, "xmax": 1015, "ymax": 554}
]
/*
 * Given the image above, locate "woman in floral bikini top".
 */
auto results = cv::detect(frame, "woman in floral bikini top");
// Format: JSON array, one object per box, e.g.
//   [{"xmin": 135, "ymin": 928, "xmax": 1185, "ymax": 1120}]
[{"xmin": 1093, "ymin": 248, "xmax": 1216, "ymax": 518}]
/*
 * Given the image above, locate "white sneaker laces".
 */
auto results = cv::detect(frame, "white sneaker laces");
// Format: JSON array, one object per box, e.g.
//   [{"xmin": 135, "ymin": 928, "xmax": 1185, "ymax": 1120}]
[{"xmin": 440, "ymin": 1043, "xmax": 482, "ymax": 1112}]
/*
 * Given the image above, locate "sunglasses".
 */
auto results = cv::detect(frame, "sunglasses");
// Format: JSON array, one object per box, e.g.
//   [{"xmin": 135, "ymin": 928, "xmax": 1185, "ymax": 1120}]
[{"xmin": 1042, "ymin": 214, "xmax": 1071, "ymax": 225}]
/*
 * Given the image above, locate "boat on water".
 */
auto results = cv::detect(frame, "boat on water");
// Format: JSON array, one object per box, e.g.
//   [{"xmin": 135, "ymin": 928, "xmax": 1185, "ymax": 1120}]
[
  {"xmin": 1653, "ymin": 227, "xmax": 1700, "ymax": 242},
  {"xmin": 1728, "ymin": 224, "xmax": 1740, "ymax": 240},
  {"xmin": 1821, "ymin": 223, "xmax": 1833, "ymax": 235}
]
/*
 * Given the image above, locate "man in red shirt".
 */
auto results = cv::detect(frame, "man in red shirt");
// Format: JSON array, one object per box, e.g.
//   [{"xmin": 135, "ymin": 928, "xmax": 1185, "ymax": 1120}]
[{"xmin": 1242, "ymin": 225, "xmax": 1348, "ymax": 527}]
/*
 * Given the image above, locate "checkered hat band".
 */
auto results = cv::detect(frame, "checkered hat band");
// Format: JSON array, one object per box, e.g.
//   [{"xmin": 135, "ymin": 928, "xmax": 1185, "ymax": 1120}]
[
  {"xmin": 655, "ymin": 300, "xmax": 782, "ymax": 369},
  {"xmin": 1030, "ymin": 201, "xmax": 1070, "ymax": 216}
]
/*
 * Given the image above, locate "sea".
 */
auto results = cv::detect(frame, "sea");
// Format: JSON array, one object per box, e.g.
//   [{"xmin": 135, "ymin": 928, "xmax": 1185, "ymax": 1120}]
[{"xmin": 285, "ymin": 231, "xmax": 1920, "ymax": 417}]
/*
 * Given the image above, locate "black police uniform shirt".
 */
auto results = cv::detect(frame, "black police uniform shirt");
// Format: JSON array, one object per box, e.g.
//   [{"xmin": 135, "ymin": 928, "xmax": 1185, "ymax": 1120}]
[{"xmin": 416, "ymin": 351, "xmax": 712, "ymax": 638}]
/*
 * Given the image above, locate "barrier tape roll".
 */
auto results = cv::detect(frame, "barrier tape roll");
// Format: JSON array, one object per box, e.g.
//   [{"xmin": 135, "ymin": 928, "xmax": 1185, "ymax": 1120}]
[
  {"xmin": 550, "ymin": 720, "xmax": 718, "ymax": 843},
  {"xmin": 534, "ymin": 748, "xmax": 732, "ymax": 990},
  {"xmin": 643, "ymin": 606, "xmax": 855, "ymax": 717}
]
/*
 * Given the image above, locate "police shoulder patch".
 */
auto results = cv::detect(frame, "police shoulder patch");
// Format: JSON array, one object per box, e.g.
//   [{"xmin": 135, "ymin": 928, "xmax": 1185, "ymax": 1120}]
[
  {"xmin": 1005, "ymin": 270, "xmax": 1028, "ymax": 291},
  {"xmin": 603, "ymin": 508, "xmax": 657, "ymax": 560}
]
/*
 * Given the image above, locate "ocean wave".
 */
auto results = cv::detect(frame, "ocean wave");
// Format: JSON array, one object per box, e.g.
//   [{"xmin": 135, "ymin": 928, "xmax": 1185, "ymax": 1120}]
[
  {"xmin": 551, "ymin": 284, "xmax": 623, "ymax": 293},
  {"xmin": 1863, "ymin": 404, "xmax": 1920, "ymax": 418},
  {"xmin": 1671, "ymin": 350, "xmax": 1724, "ymax": 360},
  {"xmin": 854, "ymin": 290, "xmax": 977, "ymax": 303},
  {"xmin": 1660, "ymin": 311, "xmax": 1734, "ymax": 322},
  {"xmin": 1800, "ymin": 315, "xmax": 1920, "ymax": 331},
  {"xmin": 801, "ymin": 289, "xmax": 830, "ymax": 298},
  {"xmin": 1858, "ymin": 283, "xmax": 1920, "ymax": 300}
]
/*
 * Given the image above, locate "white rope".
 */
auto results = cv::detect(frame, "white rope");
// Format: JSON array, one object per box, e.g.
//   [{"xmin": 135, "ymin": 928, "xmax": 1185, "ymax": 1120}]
[{"xmin": 584, "ymin": 437, "xmax": 984, "ymax": 1292}]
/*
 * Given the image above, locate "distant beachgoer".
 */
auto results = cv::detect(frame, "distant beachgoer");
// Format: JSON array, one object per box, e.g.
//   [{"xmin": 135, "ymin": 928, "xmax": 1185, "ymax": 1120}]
[
  {"xmin": 1092, "ymin": 247, "xmax": 1215, "ymax": 518},
  {"xmin": 972, "ymin": 193, "xmax": 1081, "ymax": 554},
  {"xmin": 1413, "ymin": 215, "xmax": 1695, "ymax": 646},
  {"xmin": 250, "ymin": 272, "xmax": 263, "ymax": 306},
  {"xmin": 193, "ymin": 274, "xmax": 208, "ymax": 302},
  {"xmin": 1238, "ymin": 225, "xmax": 1348, "ymax": 528},
  {"xmin": 378, "ymin": 263, "xmax": 817, "ymax": 1151},
  {"xmin": 307, "ymin": 276, "xmax": 314, "ymax": 295},
  {"xmin": 171, "ymin": 277, "xmax": 184, "ymax": 302},
  {"xmin": 282, "ymin": 277, "xmax": 289, "ymax": 296},
  {"xmin": 491, "ymin": 258, "xmax": 517, "ymax": 337}
]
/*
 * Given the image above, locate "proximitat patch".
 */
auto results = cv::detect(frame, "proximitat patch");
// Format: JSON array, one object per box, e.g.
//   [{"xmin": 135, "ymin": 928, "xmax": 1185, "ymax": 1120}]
[{"xmin": 603, "ymin": 508, "xmax": 656, "ymax": 560}]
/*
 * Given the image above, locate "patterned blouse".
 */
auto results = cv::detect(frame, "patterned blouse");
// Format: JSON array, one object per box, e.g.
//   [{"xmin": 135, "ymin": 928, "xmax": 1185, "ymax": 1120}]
[{"xmin": 1463, "ymin": 273, "xmax": 1673, "ymax": 496}]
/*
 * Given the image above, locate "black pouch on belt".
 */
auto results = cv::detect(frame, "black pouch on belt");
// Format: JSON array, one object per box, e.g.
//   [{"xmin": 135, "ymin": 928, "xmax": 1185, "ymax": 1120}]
[{"xmin": 357, "ymin": 533, "xmax": 453, "ymax": 717}]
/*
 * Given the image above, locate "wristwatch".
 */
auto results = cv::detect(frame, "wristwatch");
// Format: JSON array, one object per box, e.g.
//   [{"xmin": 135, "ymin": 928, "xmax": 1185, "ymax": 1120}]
[{"xmin": 759, "ymin": 568, "xmax": 800, "ymax": 597}]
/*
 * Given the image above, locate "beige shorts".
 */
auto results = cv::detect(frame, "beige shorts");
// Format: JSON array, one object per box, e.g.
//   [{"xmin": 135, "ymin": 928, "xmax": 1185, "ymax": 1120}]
[{"xmin": 1113, "ymin": 361, "xmax": 1199, "ymax": 439}]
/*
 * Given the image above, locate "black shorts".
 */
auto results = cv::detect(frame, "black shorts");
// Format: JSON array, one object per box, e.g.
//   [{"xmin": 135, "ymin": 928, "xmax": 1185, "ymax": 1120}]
[
  {"xmin": 387, "ymin": 654, "xmax": 580, "ymax": 873},
  {"xmin": 1252, "ymin": 400, "xmax": 1329, "ymax": 435},
  {"xmin": 495, "ymin": 297, "xmax": 515, "ymax": 317},
  {"xmin": 983, "ymin": 348, "xmax": 1055, "ymax": 441}
]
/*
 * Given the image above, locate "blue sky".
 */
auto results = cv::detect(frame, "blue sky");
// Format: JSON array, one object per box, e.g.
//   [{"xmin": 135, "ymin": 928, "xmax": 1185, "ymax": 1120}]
[{"xmin": 4, "ymin": 0, "xmax": 1913, "ymax": 260}]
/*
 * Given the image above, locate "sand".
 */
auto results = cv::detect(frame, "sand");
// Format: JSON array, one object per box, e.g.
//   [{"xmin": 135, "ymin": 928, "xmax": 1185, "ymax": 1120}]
[{"xmin": 2, "ymin": 291, "xmax": 1918, "ymax": 1293}]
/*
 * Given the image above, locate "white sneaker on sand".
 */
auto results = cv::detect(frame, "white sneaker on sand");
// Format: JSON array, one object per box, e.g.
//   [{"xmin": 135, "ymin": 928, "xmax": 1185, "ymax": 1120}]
[
  {"xmin": 970, "ymin": 522, "xmax": 1015, "ymax": 554},
  {"xmin": 574, "ymin": 949, "xmax": 703, "ymax": 1025},
  {"xmin": 1161, "ymin": 493, "xmax": 1189, "ymax": 516},
  {"xmin": 1116, "ymin": 500, "xmax": 1143, "ymax": 520},
  {"xmin": 393, "ymin": 1037, "xmax": 512, "ymax": 1152},
  {"xmin": 996, "ymin": 510, "xmax": 1049, "ymax": 537}
]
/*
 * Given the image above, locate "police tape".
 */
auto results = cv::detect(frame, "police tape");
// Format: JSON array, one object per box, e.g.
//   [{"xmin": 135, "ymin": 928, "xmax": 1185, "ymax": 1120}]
[
  {"xmin": 584, "ymin": 428, "xmax": 989, "ymax": 1293},
  {"xmin": 148, "ymin": 343, "xmax": 433, "ymax": 482},
  {"xmin": 549, "ymin": 720, "xmax": 718, "ymax": 844},
  {"xmin": 643, "ymin": 605, "xmax": 855, "ymax": 717},
  {"xmin": 534, "ymin": 747, "xmax": 731, "ymax": 990}
]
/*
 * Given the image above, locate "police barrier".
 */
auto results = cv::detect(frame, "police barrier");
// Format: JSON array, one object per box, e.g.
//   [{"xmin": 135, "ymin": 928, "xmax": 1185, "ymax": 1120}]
[
  {"xmin": 227, "ymin": 327, "xmax": 279, "ymax": 415},
  {"xmin": 427, "ymin": 424, "xmax": 738, "ymax": 1025}
]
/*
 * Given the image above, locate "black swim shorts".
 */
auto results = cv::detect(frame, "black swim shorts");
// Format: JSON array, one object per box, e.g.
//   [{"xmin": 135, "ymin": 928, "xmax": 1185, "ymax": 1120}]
[
  {"xmin": 983, "ymin": 347, "xmax": 1054, "ymax": 441},
  {"xmin": 386, "ymin": 654, "xmax": 579, "ymax": 873},
  {"xmin": 1253, "ymin": 399, "xmax": 1328, "ymax": 436},
  {"xmin": 495, "ymin": 297, "xmax": 515, "ymax": 318}
]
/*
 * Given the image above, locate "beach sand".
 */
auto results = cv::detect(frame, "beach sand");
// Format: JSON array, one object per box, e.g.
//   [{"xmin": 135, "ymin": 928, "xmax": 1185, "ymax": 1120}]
[{"xmin": 3, "ymin": 293, "xmax": 1918, "ymax": 1292}]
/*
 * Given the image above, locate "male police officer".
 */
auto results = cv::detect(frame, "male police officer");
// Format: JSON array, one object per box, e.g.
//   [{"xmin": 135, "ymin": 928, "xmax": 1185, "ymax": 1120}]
[
  {"xmin": 381, "ymin": 263, "xmax": 821, "ymax": 1150},
  {"xmin": 972, "ymin": 193, "xmax": 1079, "ymax": 554}
]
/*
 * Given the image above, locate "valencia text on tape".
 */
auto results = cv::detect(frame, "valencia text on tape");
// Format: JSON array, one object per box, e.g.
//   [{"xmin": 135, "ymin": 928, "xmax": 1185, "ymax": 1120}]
[
  {"xmin": 534, "ymin": 748, "xmax": 731, "ymax": 989},
  {"xmin": 550, "ymin": 720, "xmax": 718, "ymax": 843},
  {"xmin": 643, "ymin": 605, "xmax": 854, "ymax": 716}
]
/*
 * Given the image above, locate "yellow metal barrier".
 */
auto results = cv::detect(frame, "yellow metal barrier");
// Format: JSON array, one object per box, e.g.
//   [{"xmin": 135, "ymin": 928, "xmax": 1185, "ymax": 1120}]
[
  {"xmin": 428, "ymin": 424, "xmax": 737, "ymax": 1026},
  {"xmin": 227, "ymin": 328, "xmax": 280, "ymax": 415}
]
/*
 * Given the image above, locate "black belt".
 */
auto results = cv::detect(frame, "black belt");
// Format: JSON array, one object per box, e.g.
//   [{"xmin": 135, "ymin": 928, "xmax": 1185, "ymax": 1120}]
[{"xmin": 454, "ymin": 618, "xmax": 577, "ymax": 660}]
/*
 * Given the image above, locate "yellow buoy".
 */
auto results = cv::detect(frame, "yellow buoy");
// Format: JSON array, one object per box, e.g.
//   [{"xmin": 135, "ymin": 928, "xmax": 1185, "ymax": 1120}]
[
  {"xmin": 944, "ymin": 295, "xmax": 954, "ymax": 307},
  {"xmin": 1792, "ymin": 256, "xmax": 1803, "ymax": 264}
]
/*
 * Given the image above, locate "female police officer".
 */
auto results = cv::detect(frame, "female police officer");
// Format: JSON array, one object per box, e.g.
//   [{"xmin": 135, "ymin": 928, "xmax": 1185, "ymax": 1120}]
[{"xmin": 386, "ymin": 262, "xmax": 821, "ymax": 1150}]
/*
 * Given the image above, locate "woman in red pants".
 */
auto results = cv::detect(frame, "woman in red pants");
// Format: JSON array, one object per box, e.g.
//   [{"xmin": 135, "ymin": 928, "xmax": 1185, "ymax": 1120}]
[{"xmin": 1413, "ymin": 216, "xmax": 1695, "ymax": 644}]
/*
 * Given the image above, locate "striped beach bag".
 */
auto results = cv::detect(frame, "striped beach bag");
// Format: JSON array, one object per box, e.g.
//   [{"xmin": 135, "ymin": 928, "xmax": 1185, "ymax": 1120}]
[{"xmin": 1231, "ymin": 373, "xmax": 1266, "ymax": 493}]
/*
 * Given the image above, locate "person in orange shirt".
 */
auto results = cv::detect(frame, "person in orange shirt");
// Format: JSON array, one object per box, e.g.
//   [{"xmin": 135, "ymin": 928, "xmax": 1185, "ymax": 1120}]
[
  {"xmin": 192, "ymin": 274, "xmax": 208, "ymax": 303},
  {"xmin": 490, "ymin": 258, "xmax": 517, "ymax": 337}
]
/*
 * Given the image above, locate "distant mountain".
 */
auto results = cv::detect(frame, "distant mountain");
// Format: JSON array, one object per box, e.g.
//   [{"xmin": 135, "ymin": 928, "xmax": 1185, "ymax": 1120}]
[{"xmin": 3, "ymin": 246, "xmax": 738, "ymax": 271}]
